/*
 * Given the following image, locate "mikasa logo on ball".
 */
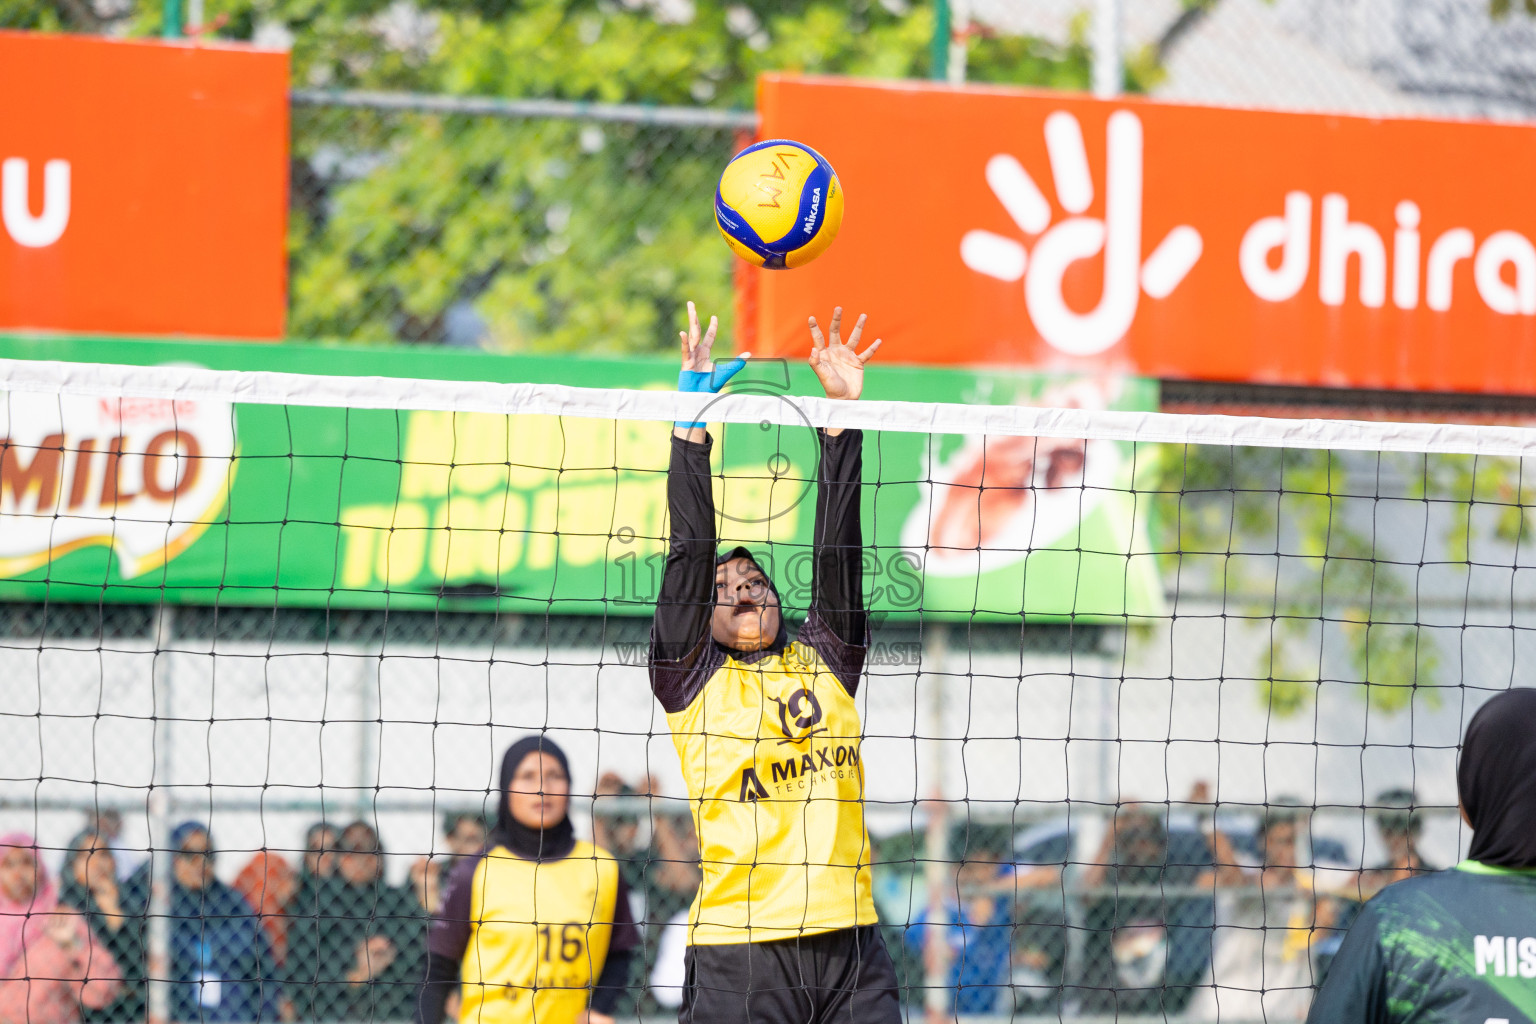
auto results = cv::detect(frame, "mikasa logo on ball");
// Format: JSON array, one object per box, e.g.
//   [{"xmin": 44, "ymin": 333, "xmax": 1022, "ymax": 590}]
[{"xmin": 803, "ymin": 188, "xmax": 821, "ymax": 235}]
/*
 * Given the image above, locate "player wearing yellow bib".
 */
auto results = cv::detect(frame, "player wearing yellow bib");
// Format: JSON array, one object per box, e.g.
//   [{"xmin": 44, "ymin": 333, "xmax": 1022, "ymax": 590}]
[
  {"xmin": 651, "ymin": 302, "xmax": 900, "ymax": 1023},
  {"xmin": 415, "ymin": 736, "xmax": 640, "ymax": 1024}
]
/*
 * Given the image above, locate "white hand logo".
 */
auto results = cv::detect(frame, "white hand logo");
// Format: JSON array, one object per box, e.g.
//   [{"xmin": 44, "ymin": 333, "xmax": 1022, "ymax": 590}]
[{"xmin": 962, "ymin": 111, "xmax": 1202, "ymax": 356}]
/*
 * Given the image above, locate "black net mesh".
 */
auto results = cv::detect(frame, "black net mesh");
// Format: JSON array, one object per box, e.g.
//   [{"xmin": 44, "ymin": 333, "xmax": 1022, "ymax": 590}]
[{"xmin": 0, "ymin": 370, "xmax": 1520, "ymax": 1022}]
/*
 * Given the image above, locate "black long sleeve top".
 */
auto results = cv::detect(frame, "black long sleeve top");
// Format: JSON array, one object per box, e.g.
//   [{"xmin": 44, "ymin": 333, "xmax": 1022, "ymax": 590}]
[{"xmin": 649, "ymin": 427, "xmax": 867, "ymax": 713}]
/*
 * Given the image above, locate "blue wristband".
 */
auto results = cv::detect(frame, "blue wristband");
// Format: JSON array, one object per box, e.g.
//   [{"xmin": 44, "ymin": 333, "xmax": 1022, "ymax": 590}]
[{"xmin": 676, "ymin": 357, "xmax": 747, "ymax": 428}]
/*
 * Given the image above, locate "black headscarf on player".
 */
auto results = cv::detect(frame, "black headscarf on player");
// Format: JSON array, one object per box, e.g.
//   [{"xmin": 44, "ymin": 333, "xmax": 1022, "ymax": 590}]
[
  {"xmin": 1457, "ymin": 687, "xmax": 1536, "ymax": 869},
  {"xmin": 491, "ymin": 735, "xmax": 575, "ymax": 862},
  {"xmin": 715, "ymin": 545, "xmax": 789, "ymax": 654}
]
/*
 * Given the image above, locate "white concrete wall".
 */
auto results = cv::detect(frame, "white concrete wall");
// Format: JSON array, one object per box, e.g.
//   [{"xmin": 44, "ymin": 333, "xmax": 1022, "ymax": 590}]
[{"xmin": 1, "ymin": 606, "xmax": 1509, "ymax": 883}]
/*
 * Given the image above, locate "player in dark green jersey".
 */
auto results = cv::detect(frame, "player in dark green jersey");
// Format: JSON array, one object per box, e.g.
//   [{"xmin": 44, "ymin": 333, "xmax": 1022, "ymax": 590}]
[{"xmin": 1306, "ymin": 687, "xmax": 1536, "ymax": 1024}]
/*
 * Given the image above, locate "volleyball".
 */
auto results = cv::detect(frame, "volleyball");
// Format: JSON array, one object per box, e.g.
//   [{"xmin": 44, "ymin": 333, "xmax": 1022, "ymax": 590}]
[{"xmin": 714, "ymin": 139, "xmax": 844, "ymax": 270}]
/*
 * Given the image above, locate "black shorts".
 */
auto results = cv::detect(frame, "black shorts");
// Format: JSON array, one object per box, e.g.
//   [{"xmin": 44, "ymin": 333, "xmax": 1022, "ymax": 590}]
[{"xmin": 679, "ymin": 925, "xmax": 903, "ymax": 1024}]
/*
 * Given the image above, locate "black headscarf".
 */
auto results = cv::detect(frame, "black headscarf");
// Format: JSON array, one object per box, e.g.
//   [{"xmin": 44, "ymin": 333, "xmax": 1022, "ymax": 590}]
[
  {"xmin": 491, "ymin": 735, "xmax": 576, "ymax": 862},
  {"xmin": 715, "ymin": 545, "xmax": 789, "ymax": 654},
  {"xmin": 1458, "ymin": 687, "xmax": 1536, "ymax": 869}
]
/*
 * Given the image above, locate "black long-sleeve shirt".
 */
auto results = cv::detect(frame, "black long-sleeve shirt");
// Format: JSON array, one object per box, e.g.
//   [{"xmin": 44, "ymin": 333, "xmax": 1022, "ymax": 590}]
[{"xmin": 649, "ymin": 428, "xmax": 867, "ymax": 713}]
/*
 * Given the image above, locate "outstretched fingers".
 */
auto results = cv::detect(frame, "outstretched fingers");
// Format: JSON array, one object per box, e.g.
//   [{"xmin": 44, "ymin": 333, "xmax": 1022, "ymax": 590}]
[
  {"xmin": 808, "ymin": 315, "xmax": 827, "ymax": 350},
  {"xmin": 845, "ymin": 312, "xmax": 866, "ymax": 350},
  {"xmin": 682, "ymin": 301, "xmax": 720, "ymax": 369},
  {"xmin": 857, "ymin": 337, "xmax": 884, "ymax": 364}
]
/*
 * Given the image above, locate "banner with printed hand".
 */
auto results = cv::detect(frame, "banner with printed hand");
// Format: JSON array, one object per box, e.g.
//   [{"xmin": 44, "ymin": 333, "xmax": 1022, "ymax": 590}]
[
  {"xmin": 748, "ymin": 75, "xmax": 1536, "ymax": 396},
  {"xmin": 0, "ymin": 335, "xmax": 1161, "ymax": 620}
]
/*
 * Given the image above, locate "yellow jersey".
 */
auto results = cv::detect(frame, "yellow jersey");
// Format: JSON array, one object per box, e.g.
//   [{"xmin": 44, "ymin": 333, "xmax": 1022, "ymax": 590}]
[
  {"xmin": 456, "ymin": 841, "xmax": 619, "ymax": 1024},
  {"xmin": 666, "ymin": 638, "xmax": 879, "ymax": 945}
]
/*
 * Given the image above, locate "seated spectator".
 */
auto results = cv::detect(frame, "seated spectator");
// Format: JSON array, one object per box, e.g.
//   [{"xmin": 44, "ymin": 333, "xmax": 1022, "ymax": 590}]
[
  {"xmin": 0, "ymin": 833, "xmax": 122, "ymax": 1024},
  {"xmin": 279, "ymin": 823, "xmax": 337, "ymax": 1022},
  {"xmin": 1359, "ymin": 787, "xmax": 1437, "ymax": 897},
  {"xmin": 1308, "ymin": 787, "xmax": 1442, "ymax": 988},
  {"xmin": 82, "ymin": 813, "xmax": 137, "ymax": 883},
  {"xmin": 440, "ymin": 814, "xmax": 486, "ymax": 860},
  {"xmin": 284, "ymin": 821, "xmax": 424, "ymax": 1022},
  {"xmin": 592, "ymin": 775, "xmax": 686, "ymax": 1019},
  {"xmin": 407, "ymin": 857, "xmax": 440, "ymax": 918},
  {"xmin": 405, "ymin": 813, "xmax": 486, "ymax": 919},
  {"xmin": 1074, "ymin": 806, "xmax": 1214, "ymax": 1017},
  {"xmin": 1195, "ymin": 804, "xmax": 1328, "ymax": 1021},
  {"xmin": 640, "ymin": 807, "xmax": 702, "ymax": 1015},
  {"xmin": 58, "ymin": 832, "xmax": 144, "ymax": 1023},
  {"xmin": 282, "ymin": 823, "xmax": 339, "ymax": 936},
  {"xmin": 126, "ymin": 823, "xmax": 277, "ymax": 1023},
  {"xmin": 301, "ymin": 824, "xmax": 340, "ymax": 885},
  {"xmin": 233, "ymin": 852, "xmax": 297, "ymax": 966},
  {"xmin": 1002, "ymin": 843, "xmax": 1069, "ymax": 1014},
  {"xmin": 406, "ymin": 818, "xmax": 483, "ymax": 1022},
  {"xmin": 904, "ymin": 844, "xmax": 1016, "ymax": 1017},
  {"xmin": 591, "ymin": 774, "xmax": 644, "ymax": 890}
]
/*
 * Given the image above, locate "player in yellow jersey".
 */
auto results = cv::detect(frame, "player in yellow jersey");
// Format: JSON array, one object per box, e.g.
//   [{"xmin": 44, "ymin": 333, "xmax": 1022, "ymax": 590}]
[
  {"xmin": 650, "ymin": 302, "xmax": 900, "ymax": 1023},
  {"xmin": 414, "ymin": 736, "xmax": 640, "ymax": 1024}
]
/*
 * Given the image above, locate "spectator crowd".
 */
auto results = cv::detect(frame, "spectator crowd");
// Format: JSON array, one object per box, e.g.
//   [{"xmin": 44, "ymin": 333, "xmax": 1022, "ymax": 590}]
[
  {"xmin": 0, "ymin": 811, "xmax": 489, "ymax": 1024},
  {"xmin": 0, "ymin": 774, "xmax": 709, "ymax": 1024},
  {"xmin": 899, "ymin": 783, "xmax": 1443, "ymax": 1022},
  {"xmin": 0, "ymin": 780, "xmax": 1440, "ymax": 1024}
]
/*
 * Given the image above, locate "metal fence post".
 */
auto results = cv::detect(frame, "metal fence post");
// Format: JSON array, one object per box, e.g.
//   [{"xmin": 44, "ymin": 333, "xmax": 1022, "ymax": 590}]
[
  {"xmin": 356, "ymin": 651, "xmax": 379, "ymax": 816},
  {"xmin": 146, "ymin": 606, "xmax": 176, "ymax": 1024},
  {"xmin": 931, "ymin": 0, "xmax": 950, "ymax": 81},
  {"xmin": 1093, "ymin": 0, "xmax": 1122, "ymax": 97},
  {"xmin": 947, "ymin": 0, "xmax": 970, "ymax": 85},
  {"xmin": 920, "ymin": 624, "xmax": 951, "ymax": 1019}
]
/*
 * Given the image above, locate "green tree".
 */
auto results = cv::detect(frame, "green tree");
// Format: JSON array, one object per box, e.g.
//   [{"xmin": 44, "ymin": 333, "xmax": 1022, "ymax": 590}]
[
  {"xmin": 1149, "ymin": 443, "xmax": 1533, "ymax": 715},
  {"xmin": 279, "ymin": 0, "xmax": 1110, "ymax": 350},
  {"xmin": 0, "ymin": 0, "xmax": 1131, "ymax": 349}
]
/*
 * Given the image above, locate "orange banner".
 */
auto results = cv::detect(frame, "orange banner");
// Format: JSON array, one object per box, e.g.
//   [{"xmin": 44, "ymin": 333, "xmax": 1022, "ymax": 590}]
[
  {"xmin": 0, "ymin": 32, "xmax": 288, "ymax": 339},
  {"xmin": 751, "ymin": 75, "xmax": 1536, "ymax": 395}
]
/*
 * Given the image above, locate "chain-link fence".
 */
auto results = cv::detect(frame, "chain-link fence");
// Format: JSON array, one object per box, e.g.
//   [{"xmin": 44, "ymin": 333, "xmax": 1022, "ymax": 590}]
[
  {"xmin": 0, "ymin": 594, "xmax": 1483, "ymax": 1023},
  {"xmin": 5, "ymin": 2, "xmax": 1536, "ymax": 1020},
  {"xmin": 287, "ymin": 92, "xmax": 754, "ymax": 352}
]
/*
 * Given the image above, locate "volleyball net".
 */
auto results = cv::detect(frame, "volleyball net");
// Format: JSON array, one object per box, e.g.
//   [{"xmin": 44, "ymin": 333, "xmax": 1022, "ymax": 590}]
[{"xmin": 0, "ymin": 356, "xmax": 1525, "ymax": 1022}]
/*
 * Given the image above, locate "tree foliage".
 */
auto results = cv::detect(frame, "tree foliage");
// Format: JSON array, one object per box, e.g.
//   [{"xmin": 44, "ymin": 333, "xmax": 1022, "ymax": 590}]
[
  {"xmin": 1, "ymin": 0, "xmax": 1137, "ymax": 351},
  {"xmin": 275, "ymin": 0, "xmax": 1115, "ymax": 350},
  {"xmin": 1150, "ymin": 443, "xmax": 1535, "ymax": 716}
]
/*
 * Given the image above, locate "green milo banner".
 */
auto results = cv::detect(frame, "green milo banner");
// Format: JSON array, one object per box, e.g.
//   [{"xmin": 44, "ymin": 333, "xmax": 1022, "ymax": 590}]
[{"xmin": 0, "ymin": 335, "xmax": 1162, "ymax": 620}]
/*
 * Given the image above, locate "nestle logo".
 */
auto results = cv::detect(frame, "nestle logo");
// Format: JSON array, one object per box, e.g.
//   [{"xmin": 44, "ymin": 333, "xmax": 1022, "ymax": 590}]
[
  {"xmin": 0, "ymin": 391, "xmax": 236, "ymax": 580},
  {"xmin": 803, "ymin": 187, "xmax": 821, "ymax": 234}
]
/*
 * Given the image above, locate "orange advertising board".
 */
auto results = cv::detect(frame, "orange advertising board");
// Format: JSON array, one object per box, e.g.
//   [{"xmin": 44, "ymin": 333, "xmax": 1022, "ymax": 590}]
[
  {"xmin": 751, "ymin": 75, "xmax": 1536, "ymax": 395},
  {"xmin": 0, "ymin": 32, "xmax": 288, "ymax": 338}
]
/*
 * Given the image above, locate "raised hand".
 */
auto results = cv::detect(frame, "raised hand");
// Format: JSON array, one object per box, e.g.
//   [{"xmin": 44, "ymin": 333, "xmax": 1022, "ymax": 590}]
[
  {"xmin": 676, "ymin": 301, "xmax": 750, "ymax": 434},
  {"xmin": 808, "ymin": 307, "xmax": 881, "ymax": 402},
  {"xmin": 678, "ymin": 301, "xmax": 750, "ymax": 386},
  {"xmin": 678, "ymin": 300, "xmax": 719, "ymax": 374},
  {"xmin": 349, "ymin": 936, "xmax": 398, "ymax": 984}
]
